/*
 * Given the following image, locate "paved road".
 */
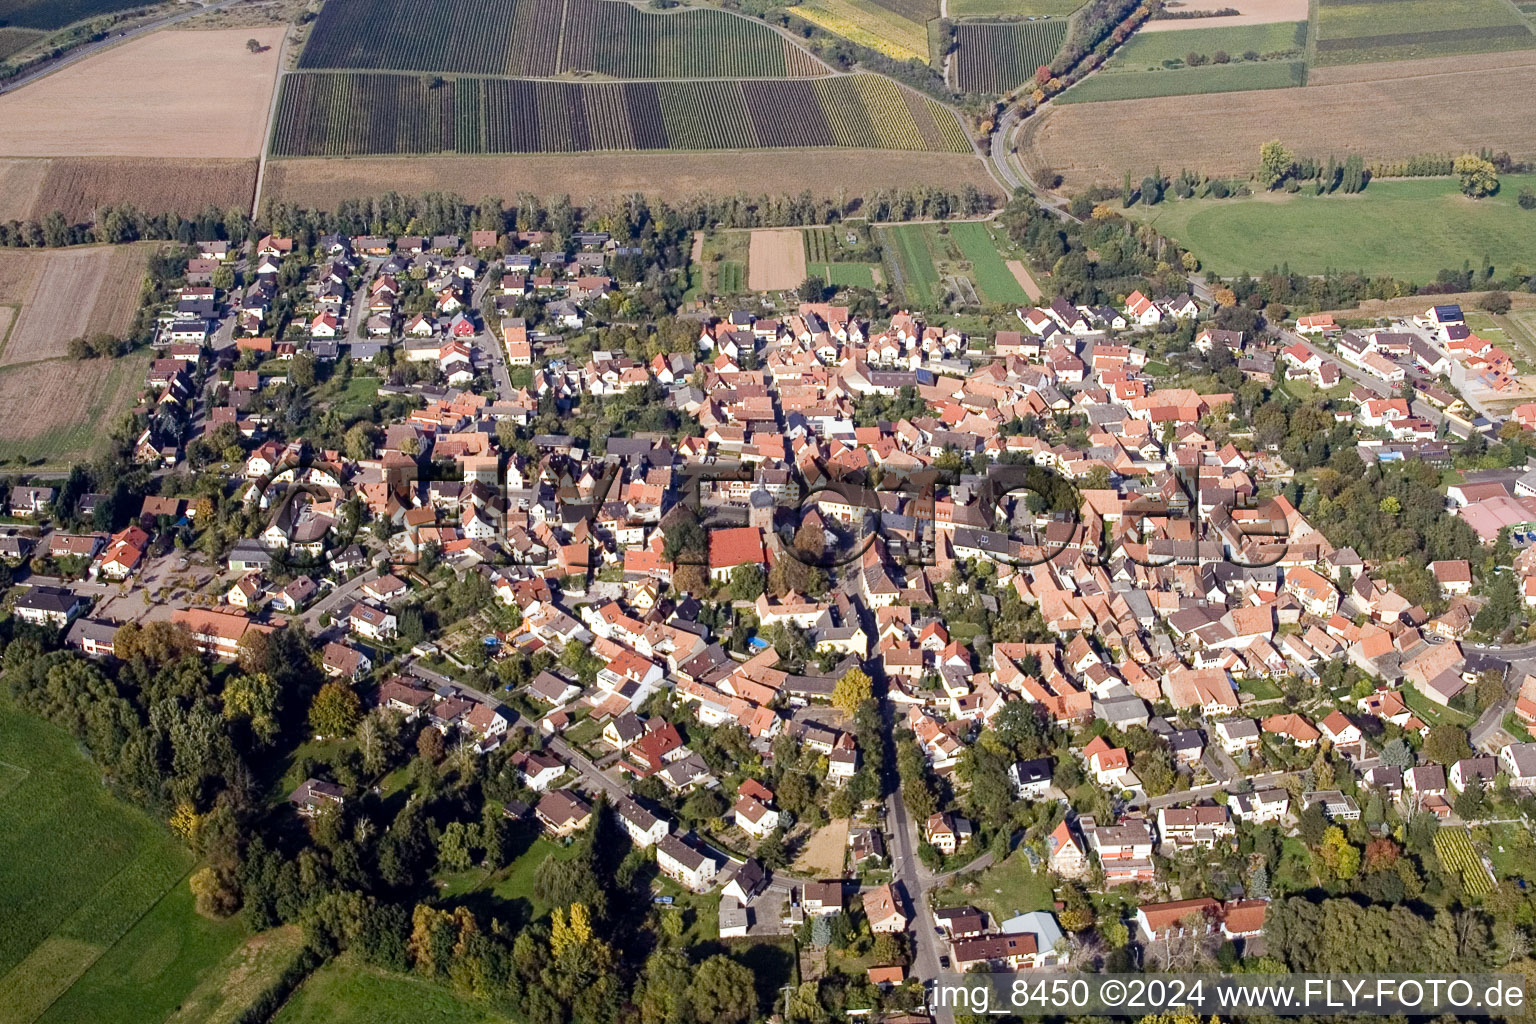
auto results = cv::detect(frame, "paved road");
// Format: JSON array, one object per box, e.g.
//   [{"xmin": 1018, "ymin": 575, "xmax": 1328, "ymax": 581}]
[
  {"xmin": 0, "ymin": 0, "xmax": 242, "ymax": 95},
  {"xmin": 1471, "ymin": 657, "xmax": 1535, "ymax": 751},
  {"xmin": 1281, "ymin": 330, "xmax": 1472, "ymax": 438}
]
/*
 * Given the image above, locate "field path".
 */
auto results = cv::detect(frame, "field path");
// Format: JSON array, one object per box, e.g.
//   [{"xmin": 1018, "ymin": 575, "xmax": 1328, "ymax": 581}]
[{"xmin": 251, "ymin": 29, "xmax": 291, "ymax": 217}]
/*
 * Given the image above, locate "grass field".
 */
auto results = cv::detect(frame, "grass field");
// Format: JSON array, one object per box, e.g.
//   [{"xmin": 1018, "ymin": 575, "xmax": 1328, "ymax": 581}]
[
  {"xmin": 0, "ymin": 696, "xmax": 244, "ymax": 1024},
  {"xmin": 879, "ymin": 224, "xmax": 941, "ymax": 306},
  {"xmin": 0, "ymin": 27, "xmax": 42, "ymax": 61},
  {"xmin": 273, "ymin": 960, "xmax": 506, "ymax": 1024},
  {"xmin": 792, "ymin": 0, "xmax": 931, "ymax": 61},
  {"xmin": 1108, "ymin": 19, "xmax": 1305, "ymax": 66},
  {"xmin": 1057, "ymin": 58, "xmax": 1305, "ymax": 101},
  {"xmin": 1315, "ymin": 0, "xmax": 1535, "ymax": 64},
  {"xmin": 948, "ymin": 221, "xmax": 1030, "ymax": 304},
  {"xmin": 811, "ymin": 262, "xmax": 881, "ymax": 288},
  {"xmin": 164, "ymin": 927, "xmax": 306, "ymax": 1024},
  {"xmin": 1126, "ymin": 175, "xmax": 1536, "ymax": 282}
]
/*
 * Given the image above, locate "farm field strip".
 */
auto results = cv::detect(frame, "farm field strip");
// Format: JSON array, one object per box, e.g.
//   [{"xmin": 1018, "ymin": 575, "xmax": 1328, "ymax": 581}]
[
  {"xmin": 1138, "ymin": 0, "xmax": 1309, "ymax": 30},
  {"xmin": 1313, "ymin": 0, "xmax": 1535, "ymax": 62},
  {"xmin": 1056, "ymin": 58, "xmax": 1305, "ymax": 101},
  {"xmin": 271, "ymin": 72, "xmax": 971, "ymax": 155},
  {"xmin": 1030, "ymin": 58, "xmax": 1536, "ymax": 186},
  {"xmin": 791, "ymin": 0, "xmax": 931, "ymax": 61},
  {"xmin": 953, "ymin": 20, "xmax": 1069, "ymax": 93},
  {"xmin": 879, "ymin": 224, "xmax": 940, "ymax": 306},
  {"xmin": 298, "ymin": 0, "xmax": 819, "ymax": 78},
  {"xmin": 1106, "ymin": 19, "xmax": 1306, "ymax": 66},
  {"xmin": 948, "ymin": 0, "xmax": 1079, "ymax": 13},
  {"xmin": 1434, "ymin": 827, "xmax": 1494, "ymax": 895},
  {"xmin": 1123, "ymin": 175, "xmax": 1536, "ymax": 283},
  {"xmin": 948, "ymin": 221, "xmax": 1030, "ymax": 305},
  {"xmin": 748, "ymin": 229, "xmax": 808, "ymax": 291}
]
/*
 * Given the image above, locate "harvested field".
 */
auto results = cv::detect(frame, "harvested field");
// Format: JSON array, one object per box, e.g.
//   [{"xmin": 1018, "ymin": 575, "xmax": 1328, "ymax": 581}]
[
  {"xmin": 0, "ymin": 28, "xmax": 283, "ymax": 157},
  {"xmin": 1144, "ymin": 0, "xmax": 1308, "ymax": 31},
  {"xmin": 1307, "ymin": 46, "xmax": 1536, "ymax": 84},
  {"xmin": 1026, "ymin": 60, "xmax": 1536, "ymax": 187},
  {"xmin": 28, "ymin": 158, "xmax": 257, "ymax": 222},
  {"xmin": 1318, "ymin": 290, "xmax": 1536, "ymax": 320},
  {"xmin": 0, "ymin": 159, "xmax": 49, "ymax": 221},
  {"xmin": 793, "ymin": 819, "xmax": 849, "ymax": 877},
  {"xmin": 0, "ymin": 246, "xmax": 148, "ymax": 366},
  {"xmin": 0, "ymin": 351, "xmax": 146, "ymax": 466},
  {"xmin": 263, "ymin": 151, "xmax": 1004, "ymax": 207},
  {"xmin": 748, "ymin": 229, "xmax": 808, "ymax": 291}
]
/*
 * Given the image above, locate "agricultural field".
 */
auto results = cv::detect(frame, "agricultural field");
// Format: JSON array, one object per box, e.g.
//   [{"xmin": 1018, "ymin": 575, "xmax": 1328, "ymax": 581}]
[
  {"xmin": 791, "ymin": 0, "xmax": 931, "ymax": 62},
  {"xmin": 0, "ymin": 245, "xmax": 148, "ymax": 367},
  {"xmin": 1056, "ymin": 58, "xmax": 1305, "ymax": 101},
  {"xmin": 263, "ymin": 150, "xmax": 1003, "ymax": 207},
  {"xmin": 0, "ymin": 28, "xmax": 283, "ymax": 158},
  {"xmin": 748, "ymin": 229, "xmax": 808, "ymax": 291},
  {"xmin": 1314, "ymin": 0, "xmax": 1536, "ymax": 64},
  {"xmin": 1142, "ymin": 0, "xmax": 1307, "ymax": 30},
  {"xmin": 0, "ymin": 696, "xmax": 242, "ymax": 1024},
  {"xmin": 0, "ymin": 0, "xmax": 151, "ymax": 30},
  {"xmin": 948, "ymin": 0, "xmax": 1079, "ymax": 13},
  {"xmin": 810, "ymin": 262, "xmax": 881, "ymax": 288},
  {"xmin": 271, "ymin": 72, "xmax": 972, "ymax": 155},
  {"xmin": 1434, "ymin": 827, "xmax": 1495, "ymax": 895},
  {"xmin": 1023, "ymin": 54, "xmax": 1536, "ymax": 187},
  {"xmin": 26, "ymin": 157, "xmax": 257, "ymax": 223},
  {"xmin": 953, "ymin": 20, "xmax": 1069, "ymax": 94},
  {"xmin": 1109, "ymin": 19, "xmax": 1306, "ymax": 66},
  {"xmin": 1123, "ymin": 176, "xmax": 1536, "ymax": 282},
  {"xmin": 298, "ymin": 0, "xmax": 821, "ymax": 78},
  {"xmin": 947, "ymin": 221, "xmax": 1031, "ymax": 305},
  {"xmin": 272, "ymin": 960, "xmax": 504, "ymax": 1024},
  {"xmin": 878, "ymin": 224, "xmax": 941, "ymax": 306},
  {"xmin": 164, "ymin": 927, "xmax": 306, "ymax": 1024}
]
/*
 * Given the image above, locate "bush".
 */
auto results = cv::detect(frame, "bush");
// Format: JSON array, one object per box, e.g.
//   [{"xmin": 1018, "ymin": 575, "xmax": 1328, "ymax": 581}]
[
  {"xmin": 1519, "ymin": 186, "xmax": 1536, "ymax": 210},
  {"xmin": 1479, "ymin": 291, "xmax": 1512, "ymax": 314}
]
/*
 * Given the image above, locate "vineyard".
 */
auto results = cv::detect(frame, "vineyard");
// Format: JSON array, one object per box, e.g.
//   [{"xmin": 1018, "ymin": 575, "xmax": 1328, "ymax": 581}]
[
  {"xmin": 952, "ymin": 20, "xmax": 1068, "ymax": 94},
  {"xmin": 1434, "ymin": 827, "xmax": 1494, "ymax": 895},
  {"xmin": 298, "ymin": 0, "xmax": 825, "ymax": 78},
  {"xmin": 271, "ymin": 72, "xmax": 972, "ymax": 156}
]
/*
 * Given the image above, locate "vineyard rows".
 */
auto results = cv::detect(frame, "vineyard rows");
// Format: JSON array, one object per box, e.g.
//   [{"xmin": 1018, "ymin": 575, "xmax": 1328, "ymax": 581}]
[
  {"xmin": 271, "ymin": 72, "xmax": 973, "ymax": 156},
  {"xmin": 298, "ymin": 0, "xmax": 825, "ymax": 79},
  {"xmin": 952, "ymin": 20, "xmax": 1068, "ymax": 94},
  {"xmin": 1433, "ymin": 828, "xmax": 1494, "ymax": 896}
]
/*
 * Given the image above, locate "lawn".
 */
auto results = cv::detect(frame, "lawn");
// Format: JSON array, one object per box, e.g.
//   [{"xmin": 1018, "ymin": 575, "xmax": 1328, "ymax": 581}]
[
  {"xmin": 322, "ymin": 375, "xmax": 383, "ymax": 419},
  {"xmin": 811, "ymin": 262, "xmax": 880, "ymax": 289},
  {"xmin": 1057, "ymin": 59, "xmax": 1305, "ymax": 102},
  {"xmin": 1126, "ymin": 175, "xmax": 1536, "ymax": 282},
  {"xmin": 928, "ymin": 849, "xmax": 1054, "ymax": 921},
  {"xmin": 0, "ymin": 696, "xmax": 231, "ymax": 1024},
  {"xmin": 879, "ymin": 224, "xmax": 941, "ymax": 307},
  {"xmin": 1479, "ymin": 821, "xmax": 1536, "ymax": 881},
  {"xmin": 1402, "ymin": 684, "xmax": 1473, "ymax": 727},
  {"xmin": 1108, "ymin": 20, "xmax": 1306, "ymax": 67},
  {"xmin": 948, "ymin": 221, "xmax": 1029, "ymax": 305},
  {"xmin": 273, "ymin": 959, "xmax": 509, "ymax": 1024}
]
